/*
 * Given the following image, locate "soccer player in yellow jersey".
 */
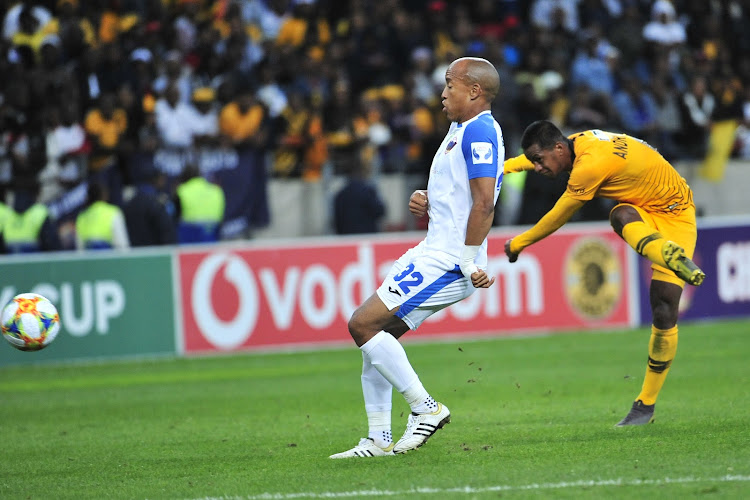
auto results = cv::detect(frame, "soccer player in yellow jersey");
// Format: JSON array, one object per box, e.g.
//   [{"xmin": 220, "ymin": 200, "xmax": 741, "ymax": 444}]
[{"xmin": 503, "ymin": 120, "xmax": 705, "ymax": 426}]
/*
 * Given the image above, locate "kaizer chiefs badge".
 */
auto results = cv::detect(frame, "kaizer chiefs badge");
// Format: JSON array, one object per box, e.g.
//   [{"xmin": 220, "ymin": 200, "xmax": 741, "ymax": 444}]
[{"xmin": 564, "ymin": 237, "xmax": 622, "ymax": 320}]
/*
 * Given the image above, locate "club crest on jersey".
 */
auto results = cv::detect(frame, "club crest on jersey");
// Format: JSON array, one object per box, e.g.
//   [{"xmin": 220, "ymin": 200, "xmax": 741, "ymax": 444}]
[
  {"xmin": 445, "ymin": 138, "xmax": 457, "ymax": 153},
  {"xmin": 471, "ymin": 142, "xmax": 493, "ymax": 164}
]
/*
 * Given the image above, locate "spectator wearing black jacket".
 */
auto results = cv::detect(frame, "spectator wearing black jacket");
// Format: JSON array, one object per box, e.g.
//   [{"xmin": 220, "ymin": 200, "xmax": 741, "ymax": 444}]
[
  {"xmin": 123, "ymin": 171, "xmax": 176, "ymax": 246},
  {"xmin": 333, "ymin": 160, "xmax": 386, "ymax": 235}
]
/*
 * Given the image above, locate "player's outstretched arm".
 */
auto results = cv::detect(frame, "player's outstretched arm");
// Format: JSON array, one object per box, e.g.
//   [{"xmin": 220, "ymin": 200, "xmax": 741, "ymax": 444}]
[
  {"xmin": 503, "ymin": 154, "xmax": 534, "ymax": 174},
  {"xmin": 409, "ymin": 190, "xmax": 428, "ymax": 218},
  {"xmin": 505, "ymin": 195, "xmax": 586, "ymax": 261}
]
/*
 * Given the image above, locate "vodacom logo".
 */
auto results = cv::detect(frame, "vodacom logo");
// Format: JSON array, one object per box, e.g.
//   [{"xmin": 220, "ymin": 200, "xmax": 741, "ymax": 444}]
[{"xmin": 191, "ymin": 253, "xmax": 259, "ymax": 349}]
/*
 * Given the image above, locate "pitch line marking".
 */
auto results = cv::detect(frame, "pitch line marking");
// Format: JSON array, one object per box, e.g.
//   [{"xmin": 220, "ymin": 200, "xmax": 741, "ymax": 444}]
[{"xmin": 190, "ymin": 474, "xmax": 750, "ymax": 499}]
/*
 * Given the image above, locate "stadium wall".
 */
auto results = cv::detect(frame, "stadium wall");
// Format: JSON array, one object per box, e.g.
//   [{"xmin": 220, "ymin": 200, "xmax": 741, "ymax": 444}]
[
  {"xmin": 1, "ymin": 218, "xmax": 748, "ymax": 366},
  {"xmin": 255, "ymin": 160, "xmax": 750, "ymax": 239}
]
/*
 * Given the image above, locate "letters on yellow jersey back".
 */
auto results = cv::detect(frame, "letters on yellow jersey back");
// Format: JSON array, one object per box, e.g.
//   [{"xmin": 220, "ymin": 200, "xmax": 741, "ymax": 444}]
[
  {"xmin": 611, "ymin": 135, "xmax": 628, "ymax": 159},
  {"xmin": 590, "ymin": 129, "xmax": 629, "ymax": 159}
]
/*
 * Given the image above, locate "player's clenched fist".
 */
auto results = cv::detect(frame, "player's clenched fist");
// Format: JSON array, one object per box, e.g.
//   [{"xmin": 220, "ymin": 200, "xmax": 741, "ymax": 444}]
[
  {"xmin": 409, "ymin": 190, "xmax": 429, "ymax": 218},
  {"xmin": 470, "ymin": 269, "xmax": 495, "ymax": 289},
  {"xmin": 504, "ymin": 239, "xmax": 519, "ymax": 263}
]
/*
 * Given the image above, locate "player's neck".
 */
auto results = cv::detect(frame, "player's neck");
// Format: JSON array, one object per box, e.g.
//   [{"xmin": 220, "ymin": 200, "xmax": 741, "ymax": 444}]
[
  {"xmin": 566, "ymin": 138, "xmax": 576, "ymax": 166},
  {"xmin": 456, "ymin": 106, "xmax": 491, "ymax": 124}
]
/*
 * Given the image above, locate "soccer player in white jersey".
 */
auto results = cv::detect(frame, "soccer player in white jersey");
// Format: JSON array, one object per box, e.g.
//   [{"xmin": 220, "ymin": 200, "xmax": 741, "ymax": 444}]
[{"xmin": 330, "ymin": 57, "xmax": 505, "ymax": 458}]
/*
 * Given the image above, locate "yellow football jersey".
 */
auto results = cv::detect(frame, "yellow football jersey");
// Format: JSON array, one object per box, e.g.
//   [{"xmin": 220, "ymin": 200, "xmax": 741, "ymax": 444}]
[{"xmin": 504, "ymin": 130, "xmax": 694, "ymax": 214}]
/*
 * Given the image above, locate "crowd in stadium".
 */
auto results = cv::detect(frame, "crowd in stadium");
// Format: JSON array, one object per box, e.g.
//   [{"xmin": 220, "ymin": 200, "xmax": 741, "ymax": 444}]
[{"xmin": 0, "ymin": 0, "xmax": 748, "ymax": 251}]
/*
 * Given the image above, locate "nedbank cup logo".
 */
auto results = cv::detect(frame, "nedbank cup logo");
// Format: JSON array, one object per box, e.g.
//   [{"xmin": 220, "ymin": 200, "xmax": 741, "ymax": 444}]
[
  {"xmin": 192, "ymin": 253, "xmax": 259, "ymax": 349},
  {"xmin": 564, "ymin": 237, "xmax": 622, "ymax": 320}
]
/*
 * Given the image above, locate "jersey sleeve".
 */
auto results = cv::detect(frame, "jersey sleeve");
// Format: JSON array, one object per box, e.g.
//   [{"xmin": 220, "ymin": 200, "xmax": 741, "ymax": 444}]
[
  {"xmin": 503, "ymin": 154, "xmax": 534, "ymax": 174},
  {"xmin": 461, "ymin": 119, "xmax": 499, "ymax": 179},
  {"xmin": 565, "ymin": 151, "xmax": 610, "ymax": 202},
  {"xmin": 510, "ymin": 194, "xmax": 586, "ymax": 253}
]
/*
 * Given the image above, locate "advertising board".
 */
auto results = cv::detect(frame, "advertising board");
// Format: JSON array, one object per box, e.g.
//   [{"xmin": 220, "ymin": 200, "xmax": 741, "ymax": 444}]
[
  {"xmin": 637, "ymin": 219, "xmax": 750, "ymax": 323},
  {"xmin": 0, "ymin": 252, "xmax": 176, "ymax": 366},
  {"xmin": 178, "ymin": 226, "xmax": 634, "ymax": 354}
]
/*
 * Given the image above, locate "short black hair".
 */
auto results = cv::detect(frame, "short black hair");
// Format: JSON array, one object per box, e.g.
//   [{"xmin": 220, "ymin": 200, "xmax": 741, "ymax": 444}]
[
  {"xmin": 87, "ymin": 182, "xmax": 105, "ymax": 204},
  {"xmin": 521, "ymin": 120, "xmax": 566, "ymax": 151},
  {"xmin": 181, "ymin": 164, "xmax": 201, "ymax": 183}
]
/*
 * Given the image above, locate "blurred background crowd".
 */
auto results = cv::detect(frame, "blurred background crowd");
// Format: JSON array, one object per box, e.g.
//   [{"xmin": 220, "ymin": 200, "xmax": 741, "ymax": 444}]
[{"xmin": 0, "ymin": 0, "xmax": 748, "ymax": 252}]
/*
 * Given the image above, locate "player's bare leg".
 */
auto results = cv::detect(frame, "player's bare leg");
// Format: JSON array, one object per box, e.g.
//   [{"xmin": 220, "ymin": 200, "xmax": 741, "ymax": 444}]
[{"xmin": 348, "ymin": 293, "xmax": 409, "ymax": 347}]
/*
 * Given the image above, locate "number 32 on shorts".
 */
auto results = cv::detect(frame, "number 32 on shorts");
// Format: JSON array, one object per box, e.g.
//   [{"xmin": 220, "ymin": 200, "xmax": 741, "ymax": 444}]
[{"xmin": 393, "ymin": 263, "xmax": 423, "ymax": 295}]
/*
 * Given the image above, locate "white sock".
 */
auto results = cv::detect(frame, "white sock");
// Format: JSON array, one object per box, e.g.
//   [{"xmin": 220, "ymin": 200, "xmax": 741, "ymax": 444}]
[
  {"xmin": 360, "ymin": 331, "xmax": 419, "ymax": 392},
  {"xmin": 403, "ymin": 381, "xmax": 439, "ymax": 414},
  {"xmin": 361, "ymin": 350, "xmax": 392, "ymax": 447},
  {"xmin": 360, "ymin": 331, "xmax": 435, "ymax": 415},
  {"xmin": 368, "ymin": 427, "xmax": 392, "ymax": 448}
]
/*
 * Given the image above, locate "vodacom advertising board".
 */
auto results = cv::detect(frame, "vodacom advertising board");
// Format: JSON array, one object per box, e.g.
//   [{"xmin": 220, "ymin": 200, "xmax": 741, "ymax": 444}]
[{"xmin": 178, "ymin": 226, "xmax": 636, "ymax": 354}]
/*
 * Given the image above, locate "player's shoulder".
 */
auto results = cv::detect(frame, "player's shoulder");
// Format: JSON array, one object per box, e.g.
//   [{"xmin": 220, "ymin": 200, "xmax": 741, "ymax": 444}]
[
  {"xmin": 462, "ymin": 112, "xmax": 500, "ymax": 141},
  {"xmin": 467, "ymin": 111, "xmax": 498, "ymax": 129},
  {"xmin": 569, "ymin": 129, "xmax": 617, "ymax": 156},
  {"xmin": 568, "ymin": 130, "xmax": 604, "ymax": 144}
]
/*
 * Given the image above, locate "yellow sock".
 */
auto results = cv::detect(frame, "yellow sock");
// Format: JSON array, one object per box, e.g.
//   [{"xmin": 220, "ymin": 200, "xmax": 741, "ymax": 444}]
[
  {"xmin": 621, "ymin": 221, "xmax": 668, "ymax": 268},
  {"xmin": 636, "ymin": 326, "xmax": 678, "ymax": 405}
]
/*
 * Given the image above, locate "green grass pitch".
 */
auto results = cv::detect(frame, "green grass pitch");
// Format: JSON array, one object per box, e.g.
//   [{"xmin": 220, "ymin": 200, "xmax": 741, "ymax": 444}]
[{"xmin": 1, "ymin": 319, "xmax": 749, "ymax": 499}]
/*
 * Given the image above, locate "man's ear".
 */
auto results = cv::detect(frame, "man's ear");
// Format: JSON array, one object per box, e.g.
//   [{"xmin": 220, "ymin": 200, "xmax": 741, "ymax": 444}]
[{"xmin": 470, "ymin": 84, "xmax": 482, "ymax": 100}]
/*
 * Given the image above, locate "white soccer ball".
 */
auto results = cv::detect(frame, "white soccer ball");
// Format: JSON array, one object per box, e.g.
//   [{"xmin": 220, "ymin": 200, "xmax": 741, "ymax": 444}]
[{"xmin": 1, "ymin": 293, "xmax": 60, "ymax": 351}]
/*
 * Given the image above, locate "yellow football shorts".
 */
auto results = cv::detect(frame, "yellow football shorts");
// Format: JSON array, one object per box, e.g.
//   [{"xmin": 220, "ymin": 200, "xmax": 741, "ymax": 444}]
[{"xmin": 615, "ymin": 203, "xmax": 698, "ymax": 287}]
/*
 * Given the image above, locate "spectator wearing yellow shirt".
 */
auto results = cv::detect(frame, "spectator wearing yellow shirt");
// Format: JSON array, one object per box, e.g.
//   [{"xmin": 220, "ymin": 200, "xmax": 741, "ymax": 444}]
[
  {"xmin": 698, "ymin": 73, "xmax": 744, "ymax": 182},
  {"xmin": 219, "ymin": 86, "xmax": 268, "ymax": 150},
  {"xmin": 275, "ymin": 0, "xmax": 330, "ymax": 57},
  {"xmin": 323, "ymin": 79, "xmax": 369, "ymax": 174},
  {"xmin": 84, "ymin": 92, "xmax": 128, "ymax": 206},
  {"xmin": 97, "ymin": 4, "xmax": 139, "ymax": 45},
  {"xmin": 272, "ymin": 90, "xmax": 327, "ymax": 180},
  {"xmin": 85, "ymin": 93, "xmax": 127, "ymax": 171},
  {"xmin": 404, "ymin": 93, "xmax": 437, "ymax": 176}
]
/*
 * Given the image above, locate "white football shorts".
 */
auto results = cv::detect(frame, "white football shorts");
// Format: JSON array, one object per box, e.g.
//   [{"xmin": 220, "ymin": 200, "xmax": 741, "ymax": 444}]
[{"xmin": 376, "ymin": 241, "xmax": 475, "ymax": 330}]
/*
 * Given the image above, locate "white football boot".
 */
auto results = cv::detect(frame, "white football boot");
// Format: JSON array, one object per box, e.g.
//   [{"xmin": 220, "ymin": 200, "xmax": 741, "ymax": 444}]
[
  {"xmin": 393, "ymin": 402, "xmax": 451, "ymax": 454},
  {"xmin": 329, "ymin": 438, "xmax": 395, "ymax": 459}
]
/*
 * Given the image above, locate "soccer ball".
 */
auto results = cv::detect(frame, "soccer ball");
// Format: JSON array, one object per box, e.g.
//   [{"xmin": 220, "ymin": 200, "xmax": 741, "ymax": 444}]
[{"xmin": 1, "ymin": 293, "xmax": 60, "ymax": 351}]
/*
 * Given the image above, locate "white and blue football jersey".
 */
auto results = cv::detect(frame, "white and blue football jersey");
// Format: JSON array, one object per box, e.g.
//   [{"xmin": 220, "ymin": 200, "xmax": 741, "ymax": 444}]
[{"xmin": 423, "ymin": 110, "xmax": 504, "ymax": 267}]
